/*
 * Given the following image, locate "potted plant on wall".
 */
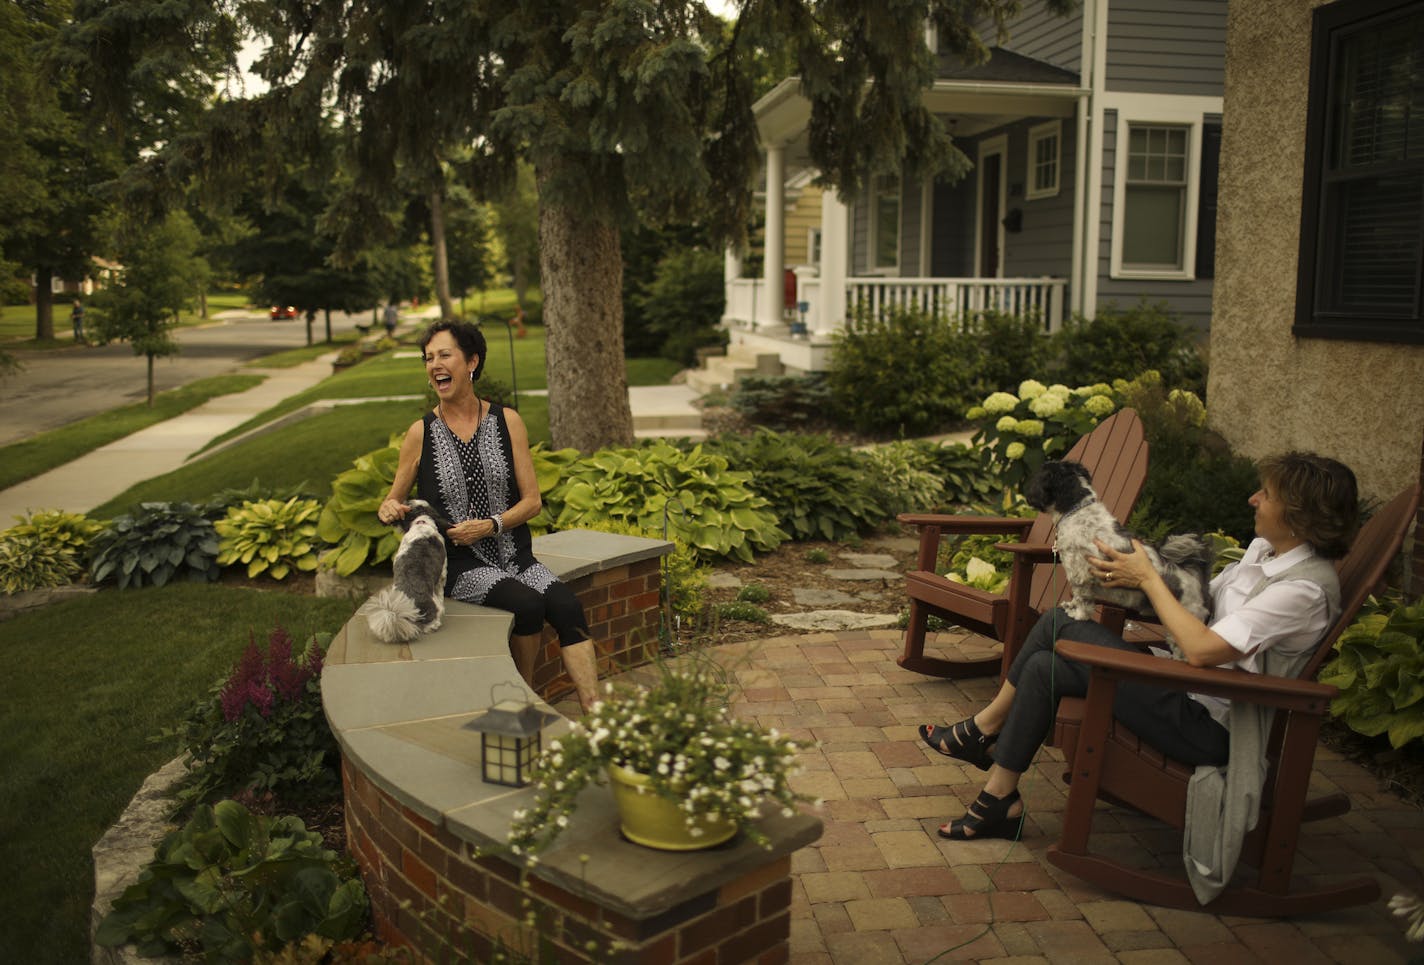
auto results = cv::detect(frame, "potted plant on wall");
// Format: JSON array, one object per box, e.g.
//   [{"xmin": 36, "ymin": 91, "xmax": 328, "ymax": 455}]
[{"xmin": 507, "ymin": 657, "xmax": 812, "ymax": 855}]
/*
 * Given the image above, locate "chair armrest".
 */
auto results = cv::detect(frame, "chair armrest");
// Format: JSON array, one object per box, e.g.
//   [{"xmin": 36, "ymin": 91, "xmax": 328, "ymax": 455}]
[
  {"xmin": 1054, "ymin": 639, "xmax": 1337, "ymax": 715},
  {"xmin": 995, "ymin": 541, "xmax": 1056, "ymax": 564},
  {"xmin": 897, "ymin": 515, "xmax": 1036, "ymax": 571},
  {"xmin": 897, "ymin": 514, "xmax": 1036, "ymax": 535}
]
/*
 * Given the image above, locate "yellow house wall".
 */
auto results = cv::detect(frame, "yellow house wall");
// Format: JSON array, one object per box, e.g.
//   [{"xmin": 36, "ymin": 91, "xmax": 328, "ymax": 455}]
[
  {"xmin": 1208, "ymin": 0, "xmax": 1424, "ymax": 503},
  {"xmin": 783, "ymin": 185, "xmax": 822, "ymax": 268}
]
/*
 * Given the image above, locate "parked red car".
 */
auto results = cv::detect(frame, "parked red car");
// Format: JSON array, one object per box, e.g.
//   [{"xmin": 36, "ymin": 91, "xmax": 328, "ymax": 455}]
[{"xmin": 269, "ymin": 305, "xmax": 298, "ymax": 319}]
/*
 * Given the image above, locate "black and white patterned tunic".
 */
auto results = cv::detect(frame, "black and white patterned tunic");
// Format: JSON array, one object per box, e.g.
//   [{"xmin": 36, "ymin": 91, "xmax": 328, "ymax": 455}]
[{"xmin": 416, "ymin": 405, "xmax": 557, "ymax": 603}]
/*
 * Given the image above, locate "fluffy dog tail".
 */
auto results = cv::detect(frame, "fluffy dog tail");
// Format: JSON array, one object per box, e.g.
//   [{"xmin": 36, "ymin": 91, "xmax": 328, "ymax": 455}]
[
  {"xmin": 361, "ymin": 586, "xmax": 423, "ymax": 644},
  {"xmin": 1159, "ymin": 533, "xmax": 1213, "ymax": 572}
]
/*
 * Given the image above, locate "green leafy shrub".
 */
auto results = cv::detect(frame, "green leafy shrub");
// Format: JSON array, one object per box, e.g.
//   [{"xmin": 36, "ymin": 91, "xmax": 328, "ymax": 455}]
[
  {"xmin": 1050, "ymin": 301, "xmax": 1206, "ymax": 394},
  {"xmin": 737, "ymin": 583, "xmax": 772, "ymax": 604},
  {"xmin": 1117, "ymin": 372, "xmax": 1259, "ymax": 543},
  {"xmin": 95, "ymin": 799, "xmax": 366, "ymax": 962},
  {"xmin": 966, "ymin": 379, "xmax": 1118, "ymax": 495},
  {"xmin": 0, "ymin": 534, "xmax": 85, "ymax": 593},
  {"xmin": 536, "ymin": 441, "xmax": 788, "ymax": 562},
  {"xmin": 705, "ymin": 430, "xmax": 886, "ymax": 540},
  {"xmin": 964, "ymin": 310, "xmax": 1055, "ymax": 395},
  {"xmin": 716, "ymin": 600, "xmax": 770, "ymax": 623},
  {"xmin": 2, "ymin": 508, "xmax": 106, "ymax": 557},
  {"xmin": 215, "ymin": 497, "xmax": 322, "ymax": 580},
  {"xmin": 561, "ymin": 516, "xmax": 708, "ymax": 621},
  {"xmin": 932, "ymin": 501, "xmax": 1036, "ymax": 593},
  {"xmin": 316, "ymin": 438, "xmax": 403, "ymax": 575},
  {"xmin": 1319, "ymin": 598, "xmax": 1424, "ymax": 748},
  {"xmin": 862, "ymin": 440, "xmax": 947, "ymax": 516},
  {"xmin": 631, "ymin": 246, "xmax": 727, "ymax": 365},
  {"xmin": 919, "ymin": 441, "xmax": 1000, "ymax": 508},
  {"xmin": 828, "ymin": 305, "xmax": 979, "ymax": 435},
  {"xmin": 161, "ymin": 626, "xmax": 338, "ymax": 812},
  {"xmin": 90, "ymin": 502, "xmax": 221, "ymax": 589},
  {"xmin": 804, "ymin": 547, "xmax": 830, "ymax": 564},
  {"xmin": 730, "ymin": 374, "xmax": 835, "ymax": 431}
]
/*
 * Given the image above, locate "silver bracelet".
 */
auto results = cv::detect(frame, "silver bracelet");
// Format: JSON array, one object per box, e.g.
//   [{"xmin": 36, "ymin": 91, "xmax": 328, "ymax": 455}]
[{"xmin": 491, "ymin": 513, "xmax": 504, "ymax": 535}]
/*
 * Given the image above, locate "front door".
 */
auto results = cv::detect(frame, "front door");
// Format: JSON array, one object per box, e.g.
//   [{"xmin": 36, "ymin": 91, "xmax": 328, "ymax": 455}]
[{"xmin": 977, "ymin": 136, "xmax": 1008, "ymax": 279}]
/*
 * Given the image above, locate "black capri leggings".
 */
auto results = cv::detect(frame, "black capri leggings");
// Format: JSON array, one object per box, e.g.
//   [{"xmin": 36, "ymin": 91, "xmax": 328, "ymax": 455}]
[
  {"xmin": 483, "ymin": 577, "xmax": 591, "ymax": 646},
  {"xmin": 992, "ymin": 608, "xmax": 1230, "ymax": 773}
]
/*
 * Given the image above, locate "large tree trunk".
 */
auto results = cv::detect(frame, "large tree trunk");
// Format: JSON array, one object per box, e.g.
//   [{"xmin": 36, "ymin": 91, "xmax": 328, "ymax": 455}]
[
  {"xmin": 34, "ymin": 268, "xmax": 54, "ymax": 341},
  {"xmin": 324, "ymin": 308, "xmax": 333, "ymax": 343},
  {"xmin": 537, "ymin": 169, "xmax": 633, "ymax": 453},
  {"xmin": 430, "ymin": 188, "xmax": 454, "ymax": 321},
  {"xmin": 146, "ymin": 353, "xmax": 155, "ymax": 407}
]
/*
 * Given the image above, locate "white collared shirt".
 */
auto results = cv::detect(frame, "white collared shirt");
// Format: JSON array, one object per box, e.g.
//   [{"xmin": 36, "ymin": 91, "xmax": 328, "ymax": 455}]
[{"xmin": 1185, "ymin": 539, "xmax": 1331, "ymax": 725}]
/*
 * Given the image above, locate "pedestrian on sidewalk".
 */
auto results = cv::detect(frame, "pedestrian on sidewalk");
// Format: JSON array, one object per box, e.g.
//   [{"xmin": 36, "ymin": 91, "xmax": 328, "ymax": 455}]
[
  {"xmin": 71, "ymin": 299, "xmax": 85, "ymax": 343},
  {"xmin": 383, "ymin": 302, "xmax": 399, "ymax": 336}
]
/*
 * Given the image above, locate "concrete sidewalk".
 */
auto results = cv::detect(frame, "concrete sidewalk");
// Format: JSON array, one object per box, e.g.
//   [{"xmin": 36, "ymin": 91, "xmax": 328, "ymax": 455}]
[{"xmin": 0, "ymin": 357, "xmax": 705, "ymax": 522}]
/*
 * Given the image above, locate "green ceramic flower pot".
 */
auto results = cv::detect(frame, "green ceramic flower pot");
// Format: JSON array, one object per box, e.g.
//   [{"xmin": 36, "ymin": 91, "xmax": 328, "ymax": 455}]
[{"xmin": 606, "ymin": 763, "xmax": 737, "ymax": 851}]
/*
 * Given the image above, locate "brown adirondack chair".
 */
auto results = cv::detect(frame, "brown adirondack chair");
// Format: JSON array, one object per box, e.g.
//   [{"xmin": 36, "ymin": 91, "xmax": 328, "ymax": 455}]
[
  {"xmin": 1049, "ymin": 482, "xmax": 1421, "ymax": 917},
  {"xmin": 897, "ymin": 408, "xmax": 1149, "ymax": 680}
]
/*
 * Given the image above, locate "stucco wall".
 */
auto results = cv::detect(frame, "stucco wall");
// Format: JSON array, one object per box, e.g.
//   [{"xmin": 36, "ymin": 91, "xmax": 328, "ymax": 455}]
[{"xmin": 1208, "ymin": 0, "xmax": 1424, "ymax": 504}]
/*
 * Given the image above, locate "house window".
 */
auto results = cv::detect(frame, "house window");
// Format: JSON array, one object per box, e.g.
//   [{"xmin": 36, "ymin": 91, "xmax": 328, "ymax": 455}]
[
  {"xmin": 807, "ymin": 227, "xmax": 822, "ymax": 267},
  {"xmin": 870, "ymin": 175, "xmax": 900, "ymax": 271},
  {"xmin": 1296, "ymin": 0, "xmax": 1424, "ymax": 344},
  {"xmin": 1123, "ymin": 124, "xmax": 1189, "ymax": 271},
  {"xmin": 1027, "ymin": 121, "xmax": 1061, "ymax": 200}
]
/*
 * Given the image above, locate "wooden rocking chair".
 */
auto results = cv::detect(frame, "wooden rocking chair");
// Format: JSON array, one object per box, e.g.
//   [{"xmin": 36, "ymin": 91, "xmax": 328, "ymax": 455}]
[
  {"xmin": 897, "ymin": 408, "xmax": 1149, "ymax": 680},
  {"xmin": 1049, "ymin": 482, "xmax": 1421, "ymax": 916}
]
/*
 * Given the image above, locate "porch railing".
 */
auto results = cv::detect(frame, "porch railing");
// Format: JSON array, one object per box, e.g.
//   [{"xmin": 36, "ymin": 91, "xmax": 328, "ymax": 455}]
[
  {"xmin": 844, "ymin": 277, "xmax": 1066, "ymax": 332},
  {"xmin": 724, "ymin": 276, "xmax": 1067, "ymax": 334}
]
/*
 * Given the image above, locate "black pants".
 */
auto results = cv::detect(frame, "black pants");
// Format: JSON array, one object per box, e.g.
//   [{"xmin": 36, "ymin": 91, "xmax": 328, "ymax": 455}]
[
  {"xmin": 993, "ymin": 608, "xmax": 1230, "ymax": 773},
  {"xmin": 483, "ymin": 577, "xmax": 590, "ymax": 646}
]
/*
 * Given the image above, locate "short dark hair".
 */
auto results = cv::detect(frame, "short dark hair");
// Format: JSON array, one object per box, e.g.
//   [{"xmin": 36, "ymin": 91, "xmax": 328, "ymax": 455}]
[
  {"xmin": 418, "ymin": 320, "xmax": 487, "ymax": 380},
  {"xmin": 1257, "ymin": 452, "xmax": 1359, "ymax": 559}
]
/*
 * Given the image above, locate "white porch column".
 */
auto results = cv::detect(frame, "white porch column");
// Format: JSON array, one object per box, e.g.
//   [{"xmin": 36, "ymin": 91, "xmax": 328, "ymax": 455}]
[
  {"xmin": 817, "ymin": 186, "xmax": 850, "ymax": 335},
  {"xmin": 760, "ymin": 145, "xmax": 786, "ymax": 330},
  {"xmin": 724, "ymin": 247, "xmax": 742, "ymax": 283}
]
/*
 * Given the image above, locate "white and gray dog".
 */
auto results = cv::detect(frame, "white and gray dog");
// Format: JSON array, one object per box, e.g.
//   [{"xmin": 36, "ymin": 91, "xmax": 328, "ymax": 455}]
[
  {"xmin": 1025, "ymin": 460, "xmax": 1212, "ymax": 623},
  {"xmin": 361, "ymin": 499, "xmax": 449, "ymax": 644}
]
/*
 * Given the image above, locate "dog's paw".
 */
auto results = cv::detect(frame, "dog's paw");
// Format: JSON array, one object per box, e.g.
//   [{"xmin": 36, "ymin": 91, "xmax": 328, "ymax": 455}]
[{"xmin": 1063, "ymin": 600, "xmax": 1094, "ymax": 621}]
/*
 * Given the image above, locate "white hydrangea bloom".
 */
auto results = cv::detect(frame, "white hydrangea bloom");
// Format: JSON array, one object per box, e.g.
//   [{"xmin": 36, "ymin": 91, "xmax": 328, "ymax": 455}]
[
  {"xmin": 1018, "ymin": 379, "xmax": 1047, "ymax": 398},
  {"xmin": 983, "ymin": 391, "xmax": 1019, "ymax": 414},
  {"xmin": 1005, "ymin": 442, "xmax": 1027, "ymax": 460}
]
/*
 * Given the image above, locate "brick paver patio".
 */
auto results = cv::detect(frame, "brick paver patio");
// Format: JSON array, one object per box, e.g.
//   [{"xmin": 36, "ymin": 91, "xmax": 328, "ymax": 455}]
[{"xmin": 668, "ymin": 628, "xmax": 1422, "ymax": 964}]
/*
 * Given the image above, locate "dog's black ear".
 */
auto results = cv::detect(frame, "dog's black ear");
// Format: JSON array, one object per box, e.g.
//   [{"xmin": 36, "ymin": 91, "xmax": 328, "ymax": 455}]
[
  {"xmin": 1024, "ymin": 465, "xmax": 1051, "ymax": 510},
  {"xmin": 1069, "ymin": 461, "xmax": 1091, "ymax": 483}
]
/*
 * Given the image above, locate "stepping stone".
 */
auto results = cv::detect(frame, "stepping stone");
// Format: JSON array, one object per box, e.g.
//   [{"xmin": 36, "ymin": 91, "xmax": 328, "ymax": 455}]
[
  {"xmin": 826, "ymin": 568, "xmax": 901, "ymax": 582},
  {"xmin": 707, "ymin": 572, "xmax": 743, "ymax": 589},
  {"xmin": 771, "ymin": 609, "xmax": 901, "ymax": 631},
  {"xmin": 838, "ymin": 552, "xmax": 899, "ymax": 569},
  {"xmin": 866, "ymin": 536, "xmax": 920, "ymax": 554},
  {"xmin": 792, "ymin": 588, "xmax": 859, "ymax": 606}
]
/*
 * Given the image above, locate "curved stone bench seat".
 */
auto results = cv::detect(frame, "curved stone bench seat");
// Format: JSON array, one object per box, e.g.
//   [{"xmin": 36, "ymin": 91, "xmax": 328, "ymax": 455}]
[{"xmin": 322, "ymin": 529, "xmax": 822, "ymax": 963}]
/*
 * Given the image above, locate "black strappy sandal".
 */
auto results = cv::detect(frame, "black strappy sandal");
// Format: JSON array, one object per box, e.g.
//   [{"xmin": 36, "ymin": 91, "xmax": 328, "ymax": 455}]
[
  {"xmin": 937, "ymin": 789, "xmax": 1024, "ymax": 841},
  {"xmin": 918, "ymin": 718, "xmax": 998, "ymax": 771}
]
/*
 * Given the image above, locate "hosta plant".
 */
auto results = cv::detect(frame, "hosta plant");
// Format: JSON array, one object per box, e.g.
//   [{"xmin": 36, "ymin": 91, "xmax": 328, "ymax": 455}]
[
  {"xmin": 89, "ymin": 502, "xmax": 220, "ymax": 589},
  {"xmin": 705, "ymin": 430, "xmax": 887, "ymax": 540},
  {"xmin": 159, "ymin": 626, "xmax": 336, "ymax": 812},
  {"xmin": 95, "ymin": 799, "xmax": 366, "ymax": 962},
  {"xmin": 316, "ymin": 437, "xmax": 403, "ymax": 575},
  {"xmin": 216, "ymin": 496, "xmax": 322, "ymax": 579},
  {"xmin": 2, "ymin": 508, "xmax": 106, "ymax": 557},
  {"xmin": 0, "ymin": 533, "xmax": 85, "ymax": 594},
  {"xmin": 536, "ymin": 441, "xmax": 788, "ymax": 563},
  {"xmin": 862, "ymin": 440, "xmax": 947, "ymax": 517},
  {"xmin": 1319, "ymin": 598, "xmax": 1424, "ymax": 749},
  {"xmin": 507, "ymin": 657, "xmax": 812, "ymax": 856}
]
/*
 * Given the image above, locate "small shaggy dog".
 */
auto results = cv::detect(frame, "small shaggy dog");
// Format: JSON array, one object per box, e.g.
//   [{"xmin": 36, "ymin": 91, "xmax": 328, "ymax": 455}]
[
  {"xmin": 361, "ymin": 499, "xmax": 449, "ymax": 644},
  {"xmin": 1024, "ymin": 460, "xmax": 1213, "ymax": 623}
]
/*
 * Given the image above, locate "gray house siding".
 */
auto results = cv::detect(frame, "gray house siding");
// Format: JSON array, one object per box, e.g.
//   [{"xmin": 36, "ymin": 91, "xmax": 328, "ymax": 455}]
[
  {"xmin": 1096, "ymin": 109, "xmax": 1215, "ymax": 330},
  {"xmin": 1003, "ymin": 119, "xmax": 1076, "ymax": 281},
  {"xmin": 851, "ymin": 177, "xmax": 924, "ymax": 275},
  {"xmin": 1106, "ymin": 0, "xmax": 1226, "ymax": 96},
  {"xmin": 979, "ymin": 1, "xmax": 1084, "ymax": 73}
]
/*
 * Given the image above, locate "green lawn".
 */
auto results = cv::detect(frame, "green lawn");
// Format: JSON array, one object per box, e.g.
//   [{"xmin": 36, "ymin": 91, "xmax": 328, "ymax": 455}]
[
  {"xmin": 2, "ymin": 291, "xmax": 256, "ymax": 347},
  {"xmin": 90, "ymin": 399, "xmax": 423, "ymax": 518},
  {"xmin": 0, "ymin": 583, "xmax": 359, "ymax": 965},
  {"xmin": 0, "ymin": 374, "xmax": 265, "ymax": 494}
]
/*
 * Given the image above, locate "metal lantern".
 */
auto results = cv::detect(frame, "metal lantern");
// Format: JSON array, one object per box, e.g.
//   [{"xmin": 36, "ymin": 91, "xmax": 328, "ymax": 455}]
[{"xmin": 463, "ymin": 684, "xmax": 560, "ymax": 788}]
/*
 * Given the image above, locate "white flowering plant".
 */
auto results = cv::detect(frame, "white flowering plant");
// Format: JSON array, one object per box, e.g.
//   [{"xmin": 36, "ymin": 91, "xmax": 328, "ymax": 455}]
[
  {"xmin": 506, "ymin": 660, "xmax": 812, "ymax": 857},
  {"xmin": 966, "ymin": 378, "xmax": 1120, "ymax": 494}
]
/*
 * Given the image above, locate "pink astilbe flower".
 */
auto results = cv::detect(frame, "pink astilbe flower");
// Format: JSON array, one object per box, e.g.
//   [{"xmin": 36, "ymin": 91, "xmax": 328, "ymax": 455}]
[
  {"xmin": 267, "ymin": 626, "xmax": 308, "ymax": 701},
  {"xmin": 220, "ymin": 635, "xmax": 267, "ymax": 722}
]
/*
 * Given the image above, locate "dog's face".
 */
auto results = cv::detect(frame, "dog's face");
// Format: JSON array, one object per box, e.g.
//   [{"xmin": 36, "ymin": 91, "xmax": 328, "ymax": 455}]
[
  {"xmin": 399, "ymin": 499, "xmax": 446, "ymax": 541},
  {"xmin": 1023, "ymin": 461, "xmax": 1093, "ymax": 514}
]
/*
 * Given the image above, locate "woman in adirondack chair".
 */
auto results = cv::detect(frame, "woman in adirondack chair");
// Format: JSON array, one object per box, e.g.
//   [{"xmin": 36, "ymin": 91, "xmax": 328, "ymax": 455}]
[{"xmin": 921, "ymin": 452, "xmax": 1358, "ymax": 842}]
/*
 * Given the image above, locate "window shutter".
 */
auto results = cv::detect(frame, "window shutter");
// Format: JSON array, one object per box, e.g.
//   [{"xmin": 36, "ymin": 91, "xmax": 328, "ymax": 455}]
[{"xmin": 1196, "ymin": 122, "xmax": 1221, "ymax": 280}]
